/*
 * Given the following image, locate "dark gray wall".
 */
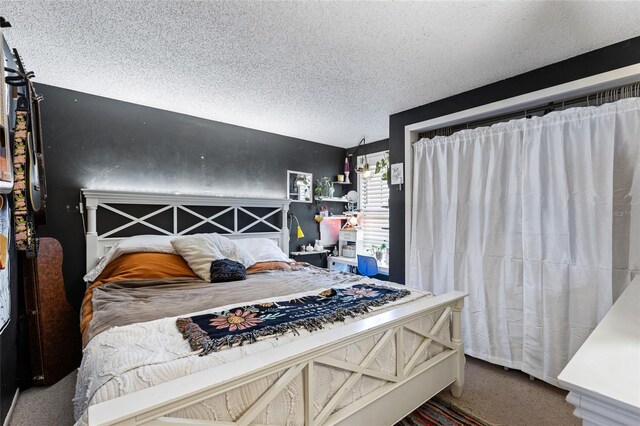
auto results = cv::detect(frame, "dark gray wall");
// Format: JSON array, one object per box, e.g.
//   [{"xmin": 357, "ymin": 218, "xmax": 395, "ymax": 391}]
[
  {"xmin": 36, "ymin": 85, "xmax": 346, "ymax": 310},
  {"xmin": 345, "ymin": 138, "xmax": 390, "ymax": 189},
  {"xmin": 388, "ymin": 36, "xmax": 640, "ymax": 284},
  {"xmin": 346, "ymin": 138, "xmax": 389, "ymax": 158}
]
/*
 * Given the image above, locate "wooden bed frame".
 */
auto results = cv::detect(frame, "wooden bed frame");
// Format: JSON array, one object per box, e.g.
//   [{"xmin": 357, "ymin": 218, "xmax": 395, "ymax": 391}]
[{"xmin": 82, "ymin": 189, "xmax": 467, "ymax": 426}]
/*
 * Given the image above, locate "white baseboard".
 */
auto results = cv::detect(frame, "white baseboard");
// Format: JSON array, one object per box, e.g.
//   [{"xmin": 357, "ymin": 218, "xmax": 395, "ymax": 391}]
[{"xmin": 3, "ymin": 388, "xmax": 19, "ymax": 426}]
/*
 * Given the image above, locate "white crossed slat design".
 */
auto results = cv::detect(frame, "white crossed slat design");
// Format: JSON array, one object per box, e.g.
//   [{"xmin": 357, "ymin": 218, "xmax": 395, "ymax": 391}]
[
  {"xmin": 403, "ymin": 323, "xmax": 456, "ymax": 351},
  {"xmin": 99, "ymin": 204, "xmax": 174, "ymax": 238},
  {"xmin": 315, "ymin": 356, "xmax": 400, "ymax": 383},
  {"xmin": 235, "ymin": 363, "xmax": 306, "ymax": 426},
  {"xmin": 313, "ymin": 328, "xmax": 397, "ymax": 425},
  {"xmin": 133, "ymin": 361, "xmax": 309, "ymax": 426},
  {"xmin": 396, "ymin": 326, "xmax": 405, "ymax": 380},
  {"xmin": 145, "ymin": 363, "xmax": 307, "ymax": 426},
  {"xmin": 97, "ymin": 204, "xmax": 284, "ymax": 238},
  {"xmin": 177, "ymin": 205, "xmax": 235, "ymax": 235},
  {"xmin": 237, "ymin": 207, "xmax": 282, "ymax": 233},
  {"xmin": 402, "ymin": 307, "xmax": 451, "ymax": 376},
  {"xmin": 85, "ymin": 296, "xmax": 466, "ymax": 426},
  {"xmin": 122, "ymin": 316, "xmax": 455, "ymax": 426},
  {"xmin": 304, "ymin": 362, "xmax": 314, "ymax": 426}
]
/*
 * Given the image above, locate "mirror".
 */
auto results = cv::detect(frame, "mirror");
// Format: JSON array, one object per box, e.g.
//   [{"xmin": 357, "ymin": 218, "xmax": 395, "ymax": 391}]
[
  {"xmin": 287, "ymin": 170, "xmax": 313, "ymax": 203},
  {"xmin": 346, "ymin": 190, "xmax": 359, "ymax": 212}
]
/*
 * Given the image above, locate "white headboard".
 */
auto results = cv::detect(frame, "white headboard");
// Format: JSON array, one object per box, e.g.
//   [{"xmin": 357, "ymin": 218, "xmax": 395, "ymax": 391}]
[{"xmin": 82, "ymin": 189, "xmax": 291, "ymax": 272}]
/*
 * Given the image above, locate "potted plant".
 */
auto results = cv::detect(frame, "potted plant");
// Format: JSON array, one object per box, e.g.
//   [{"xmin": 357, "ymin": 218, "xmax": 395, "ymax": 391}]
[
  {"xmin": 369, "ymin": 243, "xmax": 388, "ymax": 262},
  {"xmin": 375, "ymin": 152, "xmax": 389, "ymax": 181},
  {"xmin": 314, "ymin": 177, "xmax": 333, "ymax": 206}
]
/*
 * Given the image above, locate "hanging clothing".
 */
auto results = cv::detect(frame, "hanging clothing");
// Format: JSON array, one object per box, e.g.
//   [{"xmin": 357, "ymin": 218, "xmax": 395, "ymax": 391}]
[{"xmin": 409, "ymin": 98, "xmax": 640, "ymax": 386}]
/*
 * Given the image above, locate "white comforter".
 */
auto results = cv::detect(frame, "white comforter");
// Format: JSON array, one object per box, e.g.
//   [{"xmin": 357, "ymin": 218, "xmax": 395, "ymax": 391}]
[{"xmin": 75, "ymin": 276, "xmax": 445, "ymax": 425}]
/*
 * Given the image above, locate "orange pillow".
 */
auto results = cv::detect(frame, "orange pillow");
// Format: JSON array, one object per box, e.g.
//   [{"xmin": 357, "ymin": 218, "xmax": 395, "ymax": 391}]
[
  {"xmin": 247, "ymin": 261, "xmax": 293, "ymax": 274},
  {"xmin": 81, "ymin": 253, "xmax": 198, "ymax": 342},
  {"xmin": 93, "ymin": 252, "xmax": 198, "ymax": 283}
]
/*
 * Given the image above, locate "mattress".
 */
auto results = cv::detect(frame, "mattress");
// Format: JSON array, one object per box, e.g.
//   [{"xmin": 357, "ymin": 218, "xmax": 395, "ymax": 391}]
[{"xmin": 75, "ymin": 266, "xmax": 449, "ymax": 425}]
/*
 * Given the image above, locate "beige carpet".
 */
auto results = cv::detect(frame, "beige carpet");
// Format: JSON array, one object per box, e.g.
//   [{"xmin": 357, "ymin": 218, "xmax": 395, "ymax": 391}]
[
  {"xmin": 8, "ymin": 371, "xmax": 76, "ymax": 426},
  {"xmin": 8, "ymin": 357, "xmax": 579, "ymax": 425},
  {"xmin": 437, "ymin": 357, "xmax": 579, "ymax": 426}
]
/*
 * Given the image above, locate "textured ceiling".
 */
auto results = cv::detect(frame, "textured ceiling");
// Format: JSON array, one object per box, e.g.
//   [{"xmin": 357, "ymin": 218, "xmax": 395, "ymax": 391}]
[{"xmin": 2, "ymin": 1, "xmax": 640, "ymax": 148}]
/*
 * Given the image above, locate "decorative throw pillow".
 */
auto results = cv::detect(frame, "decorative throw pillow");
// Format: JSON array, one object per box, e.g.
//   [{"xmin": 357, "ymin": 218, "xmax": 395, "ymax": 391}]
[
  {"xmin": 247, "ymin": 261, "xmax": 294, "ymax": 274},
  {"xmin": 83, "ymin": 235, "xmax": 177, "ymax": 282},
  {"xmin": 171, "ymin": 233, "xmax": 256, "ymax": 281},
  {"xmin": 210, "ymin": 259, "xmax": 247, "ymax": 282},
  {"xmin": 234, "ymin": 238, "xmax": 294, "ymax": 263}
]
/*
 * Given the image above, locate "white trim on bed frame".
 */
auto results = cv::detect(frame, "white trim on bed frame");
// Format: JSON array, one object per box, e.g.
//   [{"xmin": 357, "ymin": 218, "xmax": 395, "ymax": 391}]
[
  {"xmin": 80, "ymin": 189, "xmax": 468, "ymax": 426},
  {"xmin": 82, "ymin": 189, "xmax": 292, "ymax": 273},
  {"xmin": 88, "ymin": 292, "xmax": 466, "ymax": 426}
]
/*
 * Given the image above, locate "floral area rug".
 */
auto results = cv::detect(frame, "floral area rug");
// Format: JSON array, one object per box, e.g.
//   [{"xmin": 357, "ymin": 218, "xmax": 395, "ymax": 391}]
[{"xmin": 176, "ymin": 284, "xmax": 410, "ymax": 355}]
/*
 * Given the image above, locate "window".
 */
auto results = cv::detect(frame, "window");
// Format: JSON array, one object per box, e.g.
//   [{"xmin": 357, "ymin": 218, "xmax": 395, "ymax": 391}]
[{"xmin": 357, "ymin": 150, "xmax": 389, "ymax": 253}]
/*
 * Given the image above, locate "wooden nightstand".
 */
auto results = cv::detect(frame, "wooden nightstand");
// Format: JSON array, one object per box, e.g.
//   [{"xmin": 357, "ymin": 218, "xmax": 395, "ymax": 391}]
[{"xmin": 290, "ymin": 250, "xmax": 331, "ymax": 268}]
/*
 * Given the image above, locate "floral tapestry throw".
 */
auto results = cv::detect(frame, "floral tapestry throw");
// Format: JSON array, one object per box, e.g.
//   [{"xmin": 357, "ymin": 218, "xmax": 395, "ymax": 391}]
[{"xmin": 176, "ymin": 284, "xmax": 410, "ymax": 355}]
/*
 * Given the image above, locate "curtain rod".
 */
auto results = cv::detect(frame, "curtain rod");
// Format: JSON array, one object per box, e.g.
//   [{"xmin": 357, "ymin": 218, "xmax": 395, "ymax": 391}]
[{"xmin": 416, "ymin": 81, "xmax": 640, "ymax": 141}]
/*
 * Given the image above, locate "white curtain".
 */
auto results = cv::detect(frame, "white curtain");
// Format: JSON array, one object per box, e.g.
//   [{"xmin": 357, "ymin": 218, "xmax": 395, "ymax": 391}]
[{"xmin": 409, "ymin": 98, "xmax": 640, "ymax": 385}]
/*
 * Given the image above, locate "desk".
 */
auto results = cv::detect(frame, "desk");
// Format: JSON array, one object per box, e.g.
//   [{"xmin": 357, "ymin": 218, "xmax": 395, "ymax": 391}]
[
  {"xmin": 328, "ymin": 256, "xmax": 389, "ymax": 276},
  {"xmin": 558, "ymin": 276, "xmax": 640, "ymax": 425}
]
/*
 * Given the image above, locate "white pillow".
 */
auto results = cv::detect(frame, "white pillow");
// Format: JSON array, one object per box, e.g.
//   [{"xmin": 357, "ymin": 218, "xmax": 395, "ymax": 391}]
[
  {"xmin": 234, "ymin": 238, "xmax": 293, "ymax": 263},
  {"xmin": 171, "ymin": 233, "xmax": 256, "ymax": 282},
  {"xmin": 83, "ymin": 235, "xmax": 176, "ymax": 282}
]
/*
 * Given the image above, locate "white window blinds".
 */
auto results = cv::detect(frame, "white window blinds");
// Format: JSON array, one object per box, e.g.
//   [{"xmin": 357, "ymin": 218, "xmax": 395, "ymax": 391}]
[{"xmin": 358, "ymin": 151, "xmax": 389, "ymax": 252}]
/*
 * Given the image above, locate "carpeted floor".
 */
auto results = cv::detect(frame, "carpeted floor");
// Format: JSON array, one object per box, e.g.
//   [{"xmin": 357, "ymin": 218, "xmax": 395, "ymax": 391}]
[
  {"xmin": 437, "ymin": 358, "xmax": 579, "ymax": 426},
  {"xmin": 8, "ymin": 371, "xmax": 76, "ymax": 426},
  {"xmin": 8, "ymin": 357, "xmax": 579, "ymax": 426}
]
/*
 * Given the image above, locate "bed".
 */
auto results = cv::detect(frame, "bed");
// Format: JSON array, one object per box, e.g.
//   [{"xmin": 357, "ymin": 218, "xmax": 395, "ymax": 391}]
[{"xmin": 77, "ymin": 189, "xmax": 467, "ymax": 426}]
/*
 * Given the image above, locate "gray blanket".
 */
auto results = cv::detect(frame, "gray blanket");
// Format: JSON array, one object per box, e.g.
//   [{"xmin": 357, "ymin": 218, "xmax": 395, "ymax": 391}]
[{"xmin": 87, "ymin": 265, "xmax": 369, "ymax": 343}]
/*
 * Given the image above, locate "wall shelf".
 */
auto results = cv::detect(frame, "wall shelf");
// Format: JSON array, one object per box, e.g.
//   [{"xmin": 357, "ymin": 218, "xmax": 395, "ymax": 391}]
[
  {"xmin": 314, "ymin": 197, "xmax": 349, "ymax": 203},
  {"xmin": 315, "ymin": 213, "xmax": 360, "ymax": 221}
]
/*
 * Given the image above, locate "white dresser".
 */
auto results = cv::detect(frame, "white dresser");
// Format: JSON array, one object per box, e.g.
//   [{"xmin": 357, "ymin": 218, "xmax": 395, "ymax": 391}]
[{"xmin": 558, "ymin": 276, "xmax": 640, "ymax": 425}]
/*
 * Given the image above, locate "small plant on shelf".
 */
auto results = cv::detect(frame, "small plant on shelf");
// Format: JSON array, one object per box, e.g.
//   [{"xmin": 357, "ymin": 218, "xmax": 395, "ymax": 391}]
[
  {"xmin": 314, "ymin": 177, "xmax": 333, "ymax": 205},
  {"xmin": 368, "ymin": 243, "xmax": 388, "ymax": 262}
]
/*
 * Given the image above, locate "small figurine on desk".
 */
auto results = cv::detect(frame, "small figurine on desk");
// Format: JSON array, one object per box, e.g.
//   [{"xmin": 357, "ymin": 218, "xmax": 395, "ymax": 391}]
[
  {"xmin": 314, "ymin": 240, "xmax": 323, "ymax": 251},
  {"xmin": 305, "ymin": 244, "xmax": 314, "ymax": 252},
  {"xmin": 341, "ymin": 215, "xmax": 359, "ymax": 230}
]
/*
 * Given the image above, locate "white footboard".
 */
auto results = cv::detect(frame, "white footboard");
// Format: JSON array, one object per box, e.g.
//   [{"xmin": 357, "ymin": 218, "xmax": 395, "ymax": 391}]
[{"xmin": 88, "ymin": 291, "xmax": 467, "ymax": 426}]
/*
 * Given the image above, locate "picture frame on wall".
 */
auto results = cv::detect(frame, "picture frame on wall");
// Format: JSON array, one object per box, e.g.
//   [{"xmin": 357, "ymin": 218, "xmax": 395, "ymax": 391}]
[{"xmin": 286, "ymin": 170, "xmax": 312, "ymax": 203}]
